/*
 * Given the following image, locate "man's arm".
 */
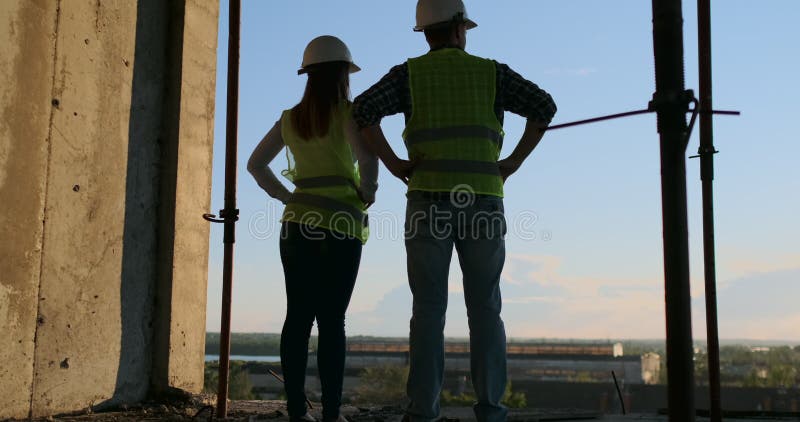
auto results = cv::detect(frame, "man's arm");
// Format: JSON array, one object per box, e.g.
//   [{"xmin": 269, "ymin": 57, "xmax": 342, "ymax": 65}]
[
  {"xmin": 498, "ymin": 119, "xmax": 547, "ymax": 181},
  {"xmin": 494, "ymin": 62, "xmax": 557, "ymax": 182},
  {"xmin": 360, "ymin": 125, "xmax": 416, "ymax": 184},
  {"xmin": 352, "ymin": 63, "xmax": 413, "ymax": 184}
]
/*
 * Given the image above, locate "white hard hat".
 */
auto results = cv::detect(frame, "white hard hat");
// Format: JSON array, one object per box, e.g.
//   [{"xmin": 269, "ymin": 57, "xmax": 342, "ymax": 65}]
[
  {"xmin": 298, "ymin": 35, "xmax": 360, "ymax": 75},
  {"xmin": 414, "ymin": 0, "xmax": 477, "ymax": 32}
]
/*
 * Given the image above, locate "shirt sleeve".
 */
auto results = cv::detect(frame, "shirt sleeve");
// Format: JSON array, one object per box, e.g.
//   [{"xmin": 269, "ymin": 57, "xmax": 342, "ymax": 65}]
[
  {"xmin": 495, "ymin": 62, "xmax": 557, "ymax": 124},
  {"xmin": 246, "ymin": 120, "xmax": 293, "ymax": 204},
  {"xmin": 352, "ymin": 63, "xmax": 410, "ymax": 129}
]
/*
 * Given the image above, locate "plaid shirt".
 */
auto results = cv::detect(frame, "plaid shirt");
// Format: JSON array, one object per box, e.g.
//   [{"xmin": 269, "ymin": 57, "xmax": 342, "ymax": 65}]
[{"xmin": 353, "ymin": 51, "xmax": 557, "ymax": 128}]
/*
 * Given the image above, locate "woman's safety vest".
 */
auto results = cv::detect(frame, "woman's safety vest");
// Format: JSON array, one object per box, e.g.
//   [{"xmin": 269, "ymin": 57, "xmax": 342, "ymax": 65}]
[
  {"xmin": 280, "ymin": 104, "xmax": 369, "ymax": 243},
  {"xmin": 404, "ymin": 48, "xmax": 505, "ymax": 197}
]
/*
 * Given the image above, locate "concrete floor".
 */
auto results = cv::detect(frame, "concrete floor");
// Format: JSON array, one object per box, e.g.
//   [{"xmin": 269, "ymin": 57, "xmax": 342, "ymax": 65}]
[
  {"xmin": 32, "ymin": 400, "xmax": 797, "ymax": 422},
  {"xmin": 420, "ymin": 407, "xmax": 797, "ymax": 422},
  {"xmin": 599, "ymin": 417, "xmax": 797, "ymax": 422},
  {"xmin": 443, "ymin": 407, "xmax": 798, "ymax": 421}
]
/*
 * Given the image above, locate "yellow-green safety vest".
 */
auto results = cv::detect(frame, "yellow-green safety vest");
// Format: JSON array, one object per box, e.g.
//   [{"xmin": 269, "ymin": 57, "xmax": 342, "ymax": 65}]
[
  {"xmin": 280, "ymin": 104, "xmax": 369, "ymax": 243},
  {"xmin": 404, "ymin": 48, "xmax": 505, "ymax": 197}
]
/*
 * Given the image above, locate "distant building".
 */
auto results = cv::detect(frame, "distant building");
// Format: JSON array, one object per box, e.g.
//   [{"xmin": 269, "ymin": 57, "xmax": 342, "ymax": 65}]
[
  {"xmin": 246, "ymin": 341, "xmax": 662, "ymax": 400},
  {"xmin": 347, "ymin": 341, "xmax": 624, "ymax": 357},
  {"xmin": 339, "ymin": 341, "xmax": 660, "ymax": 385}
]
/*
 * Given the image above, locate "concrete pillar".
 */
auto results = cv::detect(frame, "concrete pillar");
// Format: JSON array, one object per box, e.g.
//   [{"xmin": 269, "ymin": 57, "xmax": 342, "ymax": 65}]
[
  {"xmin": 0, "ymin": 0, "xmax": 218, "ymax": 418},
  {"xmin": 150, "ymin": 0, "xmax": 218, "ymax": 395},
  {"xmin": 28, "ymin": 1, "xmax": 148, "ymax": 415},
  {"xmin": 0, "ymin": 1, "xmax": 59, "ymax": 419}
]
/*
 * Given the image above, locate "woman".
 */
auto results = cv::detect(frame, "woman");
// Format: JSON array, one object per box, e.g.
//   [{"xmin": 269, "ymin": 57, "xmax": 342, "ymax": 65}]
[{"xmin": 247, "ymin": 35, "xmax": 377, "ymax": 422}]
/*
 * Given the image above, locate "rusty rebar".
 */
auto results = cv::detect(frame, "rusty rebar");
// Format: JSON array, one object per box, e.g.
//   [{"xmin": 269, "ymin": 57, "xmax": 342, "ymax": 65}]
[{"xmin": 215, "ymin": 0, "xmax": 241, "ymax": 418}]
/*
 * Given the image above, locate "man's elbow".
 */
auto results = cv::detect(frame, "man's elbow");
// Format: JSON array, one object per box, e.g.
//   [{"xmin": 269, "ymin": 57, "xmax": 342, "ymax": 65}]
[
  {"xmin": 246, "ymin": 158, "xmax": 260, "ymax": 175},
  {"xmin": 546, "ymin": 95, "xmax": 558, "ymax": 120}
]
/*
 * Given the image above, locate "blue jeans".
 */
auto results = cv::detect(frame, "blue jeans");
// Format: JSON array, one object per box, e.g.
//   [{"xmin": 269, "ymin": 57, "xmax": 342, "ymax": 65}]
[{"xmin": 404, "ymin": 192, "xmax": 508, "ymax": 422}]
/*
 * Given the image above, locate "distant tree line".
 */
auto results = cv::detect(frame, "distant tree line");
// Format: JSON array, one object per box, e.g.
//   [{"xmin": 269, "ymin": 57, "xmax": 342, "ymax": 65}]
[
  {"xmin": 694, "ymin": 345, "xmax": 800, "ymax": 388},
  {"xmin": 205, "ymin": 332, "xmax": 318, "ymax": 356}
]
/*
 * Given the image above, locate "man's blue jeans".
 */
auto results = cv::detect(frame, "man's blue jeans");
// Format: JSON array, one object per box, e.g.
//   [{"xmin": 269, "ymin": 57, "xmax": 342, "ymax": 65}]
[{"xmin": 404, "ymin": 191, "xmax": 508, "ymax": 422}]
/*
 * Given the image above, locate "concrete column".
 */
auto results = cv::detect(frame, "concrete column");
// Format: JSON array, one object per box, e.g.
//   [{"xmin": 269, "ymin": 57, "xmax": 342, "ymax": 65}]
[
  {"xmin": 0, "ymin": 1, "xmax": 59, "ymax": 419},
  {"xmin": 151, "ymin": 0, "xmax": 218, "ymax": 395},
  {"xmin": 0, "ymin": 0, "xmax": 219, "ymax": 418},
  {"xmin": 28, "ymin": 1, "xmax": 147, "ymax": 416}
]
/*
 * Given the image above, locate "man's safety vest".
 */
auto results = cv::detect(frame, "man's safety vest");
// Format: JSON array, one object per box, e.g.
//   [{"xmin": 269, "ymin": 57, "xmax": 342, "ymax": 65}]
[
  {"xmin": 404, "ymin": 48, "xmax": 504, "ymax": 197},
  {"xmin": 280, "ymin": 104, "xmax": 368, "ymax": 243}
]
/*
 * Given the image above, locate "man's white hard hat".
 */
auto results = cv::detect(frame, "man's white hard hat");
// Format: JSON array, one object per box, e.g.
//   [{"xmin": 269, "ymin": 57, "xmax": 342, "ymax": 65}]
[
  {"xmin": 298, "ymin": 35, "xmax": 361, "ymax": 75},
  {"xmin": 414, "ymin": 0, "xmax": 477, "ymax": 32}
]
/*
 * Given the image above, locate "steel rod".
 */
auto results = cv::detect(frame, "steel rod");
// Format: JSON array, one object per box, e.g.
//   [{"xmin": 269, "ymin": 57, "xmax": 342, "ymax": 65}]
[
  {"xmin": 547, "ymin": 108, "xmax": 738, "ymax": 131},
  {"xmin": 651, "ymin": 0, "xmax": 696, "ymax": 421},
  {"xmin": 268, "ymin": 369, "xmax": 314, "ymax": 409},
  {"xmin": 612, "ymin": 371, "xmax": 627, "ymax": 415},
  {"xmin": 548, "ymin": 109, "xmax": 652, "ymax": 130},
  {"xmin": 697, "ymin": 0, "xmax": 722, "ymax": 420},
  {"xmin": 216, "ymin": 0, "xmax": 241, "ymax": 418}
]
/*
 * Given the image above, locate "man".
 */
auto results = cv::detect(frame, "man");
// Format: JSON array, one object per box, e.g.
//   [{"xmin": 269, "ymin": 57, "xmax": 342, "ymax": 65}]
[{"xmin": 353, "ymin": 1, "xmax": 556, "ymax": 420}]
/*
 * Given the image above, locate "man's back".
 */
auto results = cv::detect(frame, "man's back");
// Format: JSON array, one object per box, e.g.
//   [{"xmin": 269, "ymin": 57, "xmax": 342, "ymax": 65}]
[{"xmin": 404, "ymin": 48, "xmax": 505, "ymax": 196}]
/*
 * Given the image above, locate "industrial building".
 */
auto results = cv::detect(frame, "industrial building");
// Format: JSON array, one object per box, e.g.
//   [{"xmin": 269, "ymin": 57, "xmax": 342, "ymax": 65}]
[{"xmin": 339, "ymin": 341, "xmax": 659, "ymax": 385}]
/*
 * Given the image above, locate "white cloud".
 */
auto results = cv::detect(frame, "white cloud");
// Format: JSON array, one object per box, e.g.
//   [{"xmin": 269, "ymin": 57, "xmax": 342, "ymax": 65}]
[
  {"xmin": 728, "ymin": 313, "xmax": 800, "ymax": 341},
  {"xmin": 503, "ymin": 253, "xmax": 661, "ymax": 293},
  {"xmin": 218, "ymin": 250, "xmax": 800, "ymax": 342},
  {"xmin": 502, "ymin": 254, "xmax": 564, "ymax": 286},
  {"xmin": 503, "ymin": 296, "xmax": 566, "ymax": 305},
  {"xmin": 717, "ymin": 252, "xmax": 800, "ymax": 282}
]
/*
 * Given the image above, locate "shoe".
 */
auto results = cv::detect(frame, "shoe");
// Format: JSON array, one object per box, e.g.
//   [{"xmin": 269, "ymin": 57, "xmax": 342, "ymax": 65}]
[
  {"xmin": 290, "ymin": 412, "xmax": 317, "ymax": 422},
  {"xmin": 322, "ymin": 416, "xmax": 349, "ymax": 422}
]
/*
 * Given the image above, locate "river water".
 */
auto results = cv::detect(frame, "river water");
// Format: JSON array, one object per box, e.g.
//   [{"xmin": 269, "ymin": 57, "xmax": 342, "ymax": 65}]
[{"xmin": 204, "ymin": 355, "xmax": 281, "ymax": 362}]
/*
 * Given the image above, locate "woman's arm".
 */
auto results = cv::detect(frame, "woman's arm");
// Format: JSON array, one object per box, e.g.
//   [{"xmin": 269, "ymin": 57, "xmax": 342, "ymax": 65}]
[
  {"xmin": 346, "ymin": 118, "xmax": 378, "ymax": 206},
  {"xmin": 247, "ymin": 120, "xmax": 293, "ymax": 204}
]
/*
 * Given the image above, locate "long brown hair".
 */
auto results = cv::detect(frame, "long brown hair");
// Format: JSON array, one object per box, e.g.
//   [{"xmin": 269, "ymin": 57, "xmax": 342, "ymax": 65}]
[{"xmin": 291, "ymin": 61, "xmax": 351, "ymax": 140}]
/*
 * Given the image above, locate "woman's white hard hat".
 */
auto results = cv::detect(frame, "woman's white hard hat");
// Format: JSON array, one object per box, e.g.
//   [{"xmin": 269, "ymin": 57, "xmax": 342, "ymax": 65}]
[
  {"xmin": 298, "ymin": 35, "xmax": 360, "ymax": 75},
  {"xmin": 414, "ymin": 0, "xmax": 477, "ymax": 32}
]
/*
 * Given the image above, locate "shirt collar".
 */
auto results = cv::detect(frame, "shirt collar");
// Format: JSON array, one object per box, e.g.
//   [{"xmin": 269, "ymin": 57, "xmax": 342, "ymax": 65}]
[{"xmin": 429, "ymin": 45, "xmax": 464, "ymax": 52}]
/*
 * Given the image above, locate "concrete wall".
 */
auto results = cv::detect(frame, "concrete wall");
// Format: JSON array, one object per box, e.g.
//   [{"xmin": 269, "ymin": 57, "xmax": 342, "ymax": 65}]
[
  {"xmin": 0, "ymin": 0, "xmax": 219, "ymax": 419},
  {"xmin": 0, "ymin": 1, "xmax": 58, "ymax": 418}
]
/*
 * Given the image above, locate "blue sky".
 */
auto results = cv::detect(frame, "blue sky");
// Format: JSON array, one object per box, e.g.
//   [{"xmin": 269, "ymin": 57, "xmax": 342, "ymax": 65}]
[{"xmin": 206, "ymin": 1, "xmax": 800, "ymax": 341}]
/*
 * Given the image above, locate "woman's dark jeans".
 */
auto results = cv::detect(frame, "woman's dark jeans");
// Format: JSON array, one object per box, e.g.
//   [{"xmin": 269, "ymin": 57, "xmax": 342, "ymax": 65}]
[{"xmin": 279, "ymin": 222, "xmax": 361, "ymax": 420}]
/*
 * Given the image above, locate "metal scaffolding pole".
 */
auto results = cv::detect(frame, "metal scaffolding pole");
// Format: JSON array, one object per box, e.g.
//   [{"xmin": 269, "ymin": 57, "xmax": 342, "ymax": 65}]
[
  {"xmin": 651, "ymin": 0, "xmax": 696, "ymax": 421},
  {"xmin": 697, "ymin": 0, "xmax": 722, "ymax": 420},
  {"xmin": 204, "ymin": 0, "xmax": 241, "ymax": 418}
]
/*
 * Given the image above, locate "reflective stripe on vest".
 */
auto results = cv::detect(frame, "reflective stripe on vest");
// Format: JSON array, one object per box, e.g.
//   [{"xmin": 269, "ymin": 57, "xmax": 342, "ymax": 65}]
[
  {"xmin": 405, "ymin": 125, "xmax": 503, "ymax": 147},
  {"xmin": 292, "ymin": 175, "xmax": 358, "ymax": 190},
  {"xmin": 288, "ymin": 192, "xmax": 368, "ymax": 227},
  {"xmin": 414, "ymin": 159, "xmax": 500, "ymax": 176}
]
